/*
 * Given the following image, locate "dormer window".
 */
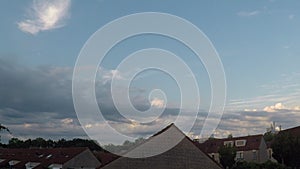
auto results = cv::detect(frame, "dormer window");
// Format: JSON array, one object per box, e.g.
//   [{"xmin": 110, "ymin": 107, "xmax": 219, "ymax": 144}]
[
  {"xmin": 235, "ymin": 140, "xmax": 246, "ymax": 147},
  {"xmin": 25, "ymin": 162, "xmax": 40, "ymax": 169},
  {"xmin": 48, "ymin": 163, "xmax": 63, "ymax": 169},
  {"xmin": 46, "ymin": 154, "xmax": 53, "ymax": 159},
  {"xmin": 224, "ymin": 141, "xmax": 234, "ymax": 147},
  {"xmin": 9, "ymin": 160, "xmax": 20, "ymax": 166}
]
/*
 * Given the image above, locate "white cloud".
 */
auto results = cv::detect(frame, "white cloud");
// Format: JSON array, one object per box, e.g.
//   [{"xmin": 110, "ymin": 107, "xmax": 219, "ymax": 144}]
[
  {"xmin": 18, "ymin": 0, "xmax": 71, "ymax": 35},
  {"xmin": 263, "ymin": 102, "xmax": 300, "ymax": 112},
  {"xmin": 150, "ymin": 98, "xmax": 165, "ymax": 108},
  {"xmin": 244, "ymin": 108, "xmax": 257, "ymax": 112},
  {"xmin": 237, "ymin": 10, "xmax": 260, "ymax": 17},
  {"xmin": 263, "ymin": 102, "xmax": 285, "ymax": 112},
  {"xmin": 85, "ymin": 124, "xmax": 93, "ymax": 129},
  {"xmin": 61, "ymin": 118, "xmax": 73, "ymax": 124}
]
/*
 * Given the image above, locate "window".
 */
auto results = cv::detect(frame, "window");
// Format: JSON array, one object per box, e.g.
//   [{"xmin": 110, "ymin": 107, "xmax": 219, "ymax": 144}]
[
  {"xmin": 46, "ymin": 154, "xmax": 53, "ymax": 159},
  {"xmin": 235, "ymin": 140, "xmax": 246, "ymax": 147},
  {"xmin": 252, "ymin": 150, "xmax": 257, "ymax": 160},
  {"xmin": 224, "ymin": 141, "xmax": 234, "ymax": 147},
  {"xmin": 9, "ymin": 160, "xmax": 20, "ymax": 166},
  {"xmin": 48, "ymin": 164, "xmax": 63, "ymax": 169},
  {"xmin": 25, "ymin": 162, "xmax": 40, "ymax": 169},
  {"xmin": 236, "ymin": 151, "xmax": 244, "ymax": 161},
  {"xmin": 268, "ymin": 149, "xmax": 272, "ymax": 159}
]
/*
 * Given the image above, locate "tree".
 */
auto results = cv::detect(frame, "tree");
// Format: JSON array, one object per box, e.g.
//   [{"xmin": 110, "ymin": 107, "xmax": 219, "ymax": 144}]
[
  {"xmin": 263, "ymin": 131, "xmax": 275, "ymax": 142},
  {"xmin": 218, "ymin": 145, "xmax": 236, "ymax": 169},
  {"xmin": 103, "ymin": 138, "xmax": 146, "ymax": 153},
  {"xmin": 231, "ymin": 161, "xmax": 259, "ymax": 169},
  {"xmin": 31, "ymin": 137, "xmax": 47, "ymax": 148},
  {"xmin": 271, "ymin": 132, "xmax": 300, "ymax": 168},
  {"xmin": 0, "ymin": 124, "xmax": 10, "ymax": 133},
  {"xmin": 8, "ymin": 138, "xmax": 24, "ymax": 148},
  {"xmin": 0, "ymin": 124, "xmax": 11, "ymax": 142}
]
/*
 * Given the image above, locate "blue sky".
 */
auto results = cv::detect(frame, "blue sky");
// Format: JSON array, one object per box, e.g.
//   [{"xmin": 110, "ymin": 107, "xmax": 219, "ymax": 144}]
[{"xmin": 0, "ymin": 0, "xmax": 300, "ymax": 144}]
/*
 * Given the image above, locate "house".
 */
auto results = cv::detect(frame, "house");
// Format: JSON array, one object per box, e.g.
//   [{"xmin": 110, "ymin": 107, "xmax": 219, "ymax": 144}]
[
  {"xmin": 0, "ymin": 147, "xmax": 101, "ymax": 169},
  {"xmin": 101, "ymin": 123, "xmax": 223, "ymax": 169},
  {"xmin": 197, "ymin": 135, "xmax": 269, "ymax": 164}
]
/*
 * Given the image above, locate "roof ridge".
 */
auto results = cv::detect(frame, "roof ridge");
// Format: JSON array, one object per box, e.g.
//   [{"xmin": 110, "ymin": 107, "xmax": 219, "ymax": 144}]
[
  {"xmin": 150, "ymin": 123, "xmax": 176, "ymax": 137},
  {"xmin": 282, "ymin": 125, "xmax": 300, "ymax": 131}
]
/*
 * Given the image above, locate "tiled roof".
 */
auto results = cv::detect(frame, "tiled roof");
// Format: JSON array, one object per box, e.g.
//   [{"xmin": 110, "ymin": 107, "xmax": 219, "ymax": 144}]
[
  {"xmin": 280, "ymin": 126, "xmax": 300, "ymax": 137},
  {"xmin": 94, "ymin": 152, "xmax": 119, "ymax": 167},
  {"xmin": 0, "ymin": 147, "xmax": 88, "ymax": 168},
  {"xmin": 197, "ymin": 134, "xmax": 264, "ymax": 153}
]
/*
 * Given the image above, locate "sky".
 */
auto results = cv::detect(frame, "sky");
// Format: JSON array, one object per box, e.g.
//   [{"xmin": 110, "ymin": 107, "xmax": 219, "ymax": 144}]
[{"xmin": 0, "ymin": 0, "xmax": 300, "ymax": 145}]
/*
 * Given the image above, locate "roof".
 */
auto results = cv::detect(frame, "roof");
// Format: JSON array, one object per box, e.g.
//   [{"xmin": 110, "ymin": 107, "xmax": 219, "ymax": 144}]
[
  {"xmin": 279, "ymin": 126, "xmax": 300, "ymax": 137},
  {"xmin": 197, "ymin": 134, "xmax": 264, "ymax": 153},
  {"xmin": 0, "ymin": 147, "xmax": 88, "ymax": 169},
  {"xmin": 151, "ymin": 123, "xmax": 175, "ymax": 137},
  {"xmin": 101, "ymin": 123, "xmax": 223, "ymax": 169},
  {"xmin": 94, "ymin": 152, "xmax": 119, "ymax": 167}
]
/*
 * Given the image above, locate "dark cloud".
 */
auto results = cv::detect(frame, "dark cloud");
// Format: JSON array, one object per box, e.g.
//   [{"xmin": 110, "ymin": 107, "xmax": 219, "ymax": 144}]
[
  {"xmin": 0, "ymin": 58, "xmax": 186, "ymax": 142},
  {"xmin": 0, "ymin": 58, "xmax": 84, "ymax": 142},
  {"xmin": 0, "ymin": 58, "xmax": 74, "ymax": 114}
]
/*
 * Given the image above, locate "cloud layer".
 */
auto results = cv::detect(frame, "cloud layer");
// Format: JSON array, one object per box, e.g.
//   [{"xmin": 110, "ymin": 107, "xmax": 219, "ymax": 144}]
[
  {"xmin": 18, "ymin": 0, "xmax": 71, "ymax": 35},
  {"xmin": 1, "ymin": 58, "xmax": 299, "ymax": 144}
]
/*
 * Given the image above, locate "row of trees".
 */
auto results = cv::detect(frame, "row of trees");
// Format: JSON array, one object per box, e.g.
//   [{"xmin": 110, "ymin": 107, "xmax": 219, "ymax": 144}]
[
  {"xmin": 232, "ymin": 161, "xmax": 287, "ymax": 169},
  {"xmin": 1, "ymin": 137, "xmax": 104, "ymax": 151},
  {"xmin": 103, "ymin": 137, "xmax": 146, "ymax": 153},
  {"xmin": 0, "ymin": 124, "xmax": 104, "ymax": 152},
  {"xmin": 0, "ymin": 124, "xmax": 144, "ymax": 153}
]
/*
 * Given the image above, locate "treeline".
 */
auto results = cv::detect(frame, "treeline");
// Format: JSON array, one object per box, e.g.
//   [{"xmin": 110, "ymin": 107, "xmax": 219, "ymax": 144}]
[
  {"xmin": 0, "ymin": 137, "xmax": 104, "ymax": 151},
  {"xmin": 103, "ymin": 137, "xmax": 146, "ymax": 153},
  {"xmin": 232, "ymin": 161, "xmax": 286, "ymax": 169}
]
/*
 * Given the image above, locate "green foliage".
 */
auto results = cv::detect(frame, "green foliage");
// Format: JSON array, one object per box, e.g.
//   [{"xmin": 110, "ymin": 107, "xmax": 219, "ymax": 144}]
[
  {"xmin": 271, "ymin": 132, "xmax": 300, "ymax": 168},
  {"xmin": 263, "ymin": 131, "xmax": 275, "ymax": 142},
  {"xmin": 103, "ymin": 137, "xmax": 146, "ymax": 153},
  {"xmin": 218, "ymin": 145, "xmax": 236, "ymax": 169},
  {"xmin": 260, "ymin": 160, "xmax": 286, "ymax": 169},
  {"xmin": 232, "ymin": 161, "xmax": 286, "ymax": 169},
  {"xmin": 232, "ymin": 161, "xmax": 259, "ymax": 169},
  {"xmin": 6, "ymin": 137, "xmax": 104, "ymax": 151},
  {"xmin": 8, "ymin": 138, "xmax": 24, "ymax": 148}
]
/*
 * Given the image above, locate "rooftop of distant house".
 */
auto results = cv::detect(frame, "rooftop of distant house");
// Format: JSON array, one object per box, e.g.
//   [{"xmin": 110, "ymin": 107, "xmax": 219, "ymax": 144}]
[{"xmin": 196, "ymin": 134, "xmax": 264, "ymax": 153}]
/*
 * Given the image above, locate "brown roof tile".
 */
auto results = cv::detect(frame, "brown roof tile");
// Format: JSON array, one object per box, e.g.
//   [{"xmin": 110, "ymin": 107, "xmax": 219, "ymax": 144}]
[
  {"xmin": 0, "ymin": 147, "xmax": 88, "ymax": 168},
  {"xmin": 280, "ymin": 126, "xmax": 300, "ymax": 137}
]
